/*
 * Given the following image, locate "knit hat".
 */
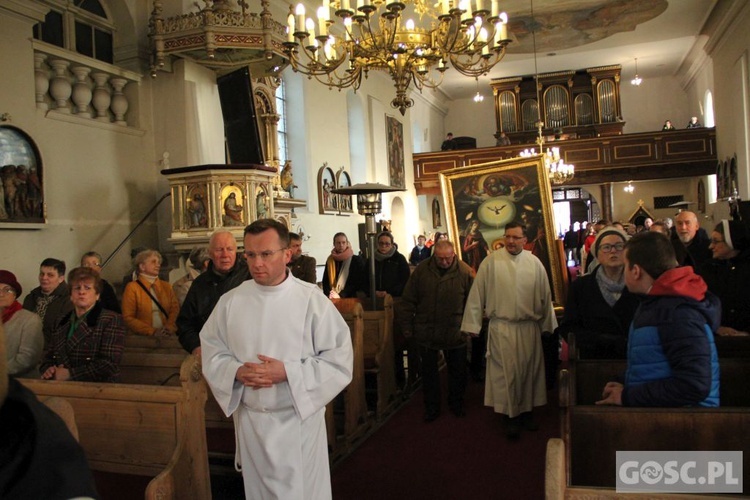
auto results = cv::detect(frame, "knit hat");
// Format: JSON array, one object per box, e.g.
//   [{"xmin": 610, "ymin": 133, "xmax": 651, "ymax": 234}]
[
  {"xmin": 593, "ymin": 226, "xmax": 628, "ymax": 256},
  {"xmin": 721, "ymin": 220, "xmax": 750, "ymax": 251},
  {"xmin": 0, "ymin": 270, "xmax": 22, "ymax": 296}
]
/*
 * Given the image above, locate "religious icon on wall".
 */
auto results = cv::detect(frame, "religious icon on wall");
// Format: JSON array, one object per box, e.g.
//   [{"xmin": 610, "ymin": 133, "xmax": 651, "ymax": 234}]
[
  {"xmin": 221, "ymin": 185, "xmax": 244, "ymax": 226},
  {"xmin": 0, "ymin": 125, "xmax": 45, "ymax": 226},
  {"xmin": 186, "ymin": 186, "xmax": 208, "ymax": 228},
  {"xmin": 255, "ymin": 185, "xmax": 269, "ymax": 220},
  {"xmin": 440, "ymin": 156, "xmax": 565, "ymax": 305},
  {"xmin": 386, "ymin": 115, "xmax": 405, "ymax": 189},
  {"xmin": 432, "ymin": 198, "xmax": 441, "ymax": 228},
  {"xmin": 336, "ymin": 167, "xmax": 353, "ymax": 213}
]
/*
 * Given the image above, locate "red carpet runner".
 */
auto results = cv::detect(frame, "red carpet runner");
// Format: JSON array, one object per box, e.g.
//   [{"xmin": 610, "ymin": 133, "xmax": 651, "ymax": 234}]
[{"xmin": 331, "ymin": 377, "xmax": 561, "ymax": 499}]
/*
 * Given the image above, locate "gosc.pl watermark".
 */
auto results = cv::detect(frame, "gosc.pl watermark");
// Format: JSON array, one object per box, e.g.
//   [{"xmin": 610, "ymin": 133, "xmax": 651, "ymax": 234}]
[{"xmin": 616, "ymin": 451, "xmax": 743, "ymax": 493}]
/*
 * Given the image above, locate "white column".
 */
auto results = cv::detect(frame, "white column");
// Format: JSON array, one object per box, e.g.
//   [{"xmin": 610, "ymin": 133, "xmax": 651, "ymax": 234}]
[
  {"xmin": 48, "ymin": 59, "xmax": 72, "ymax": 112},
  {"xmin": 109, "ymin": 77, "xmax": 129, "ymax": 125},
  {"xmin": 91, "ymin": 72, "xmax": 112, "ymax": 121},
  {"xmin": 34, "ymin": 53, "xmax": 49, "ymax": 110},
  {"xmin": 71, "ymin": 66, "xmax": 93, "ymax": 116}
]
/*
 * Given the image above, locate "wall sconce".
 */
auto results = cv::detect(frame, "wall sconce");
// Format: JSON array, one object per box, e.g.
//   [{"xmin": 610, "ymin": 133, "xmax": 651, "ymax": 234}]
[{"xmin": 624, "ymin": 181, "xmax": 635, "ymax": 193}]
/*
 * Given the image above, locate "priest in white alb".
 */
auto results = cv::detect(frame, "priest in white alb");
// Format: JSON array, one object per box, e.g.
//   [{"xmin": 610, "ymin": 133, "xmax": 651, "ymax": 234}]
[
  {"xmin": 461, "ymin": 221, "xmax": 557, "ymax": 440},
  {"xmin": 200, "ymin": 219, "xmax": 353, "ymax": 499}
]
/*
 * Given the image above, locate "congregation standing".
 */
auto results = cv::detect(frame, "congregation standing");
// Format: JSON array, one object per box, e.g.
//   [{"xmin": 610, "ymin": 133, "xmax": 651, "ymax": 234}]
[{"xmin": 2, "ymin": 209, "xmax": 747, "ymax": 499}]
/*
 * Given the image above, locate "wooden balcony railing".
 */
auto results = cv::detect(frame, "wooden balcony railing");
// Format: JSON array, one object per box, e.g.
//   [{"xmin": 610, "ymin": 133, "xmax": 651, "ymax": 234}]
[{"xmin": 412, "ymin": 128, "xmax": 717, "ymax": 195}]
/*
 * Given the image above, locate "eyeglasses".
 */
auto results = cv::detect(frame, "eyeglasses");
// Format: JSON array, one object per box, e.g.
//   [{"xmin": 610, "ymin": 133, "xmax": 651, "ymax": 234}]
[
  {"xmin": 0, "ymin": 286, "xmax": 16, "ymax": 296},
  {"xmin": 72, "ymin": 284, "xmax": 95, "ymax": 292},
  {"xmin": 599, "ymin": 243, "xmax": 625, "ymax": 253},
  {"xmin": 244, "ymin": 248, "xmax": 287, "ymax": 261},
  {"xmin": 377, "ymin": 241, "xmax": 393, "ymax": 247},
  {"xmin": 710, "ymin": 239, "xmax": 725, "ymax": 245}
]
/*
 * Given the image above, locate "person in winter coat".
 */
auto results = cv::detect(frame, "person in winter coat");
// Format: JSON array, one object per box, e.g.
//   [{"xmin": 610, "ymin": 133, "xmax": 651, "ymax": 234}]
[{"xmin": 598, "ymin": 232, "xmax": 720, "ymax": 407}]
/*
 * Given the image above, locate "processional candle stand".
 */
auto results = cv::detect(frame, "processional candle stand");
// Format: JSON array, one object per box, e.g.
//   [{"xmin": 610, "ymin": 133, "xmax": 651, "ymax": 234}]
[{"xmin": 331, "ymin": 182, "xmax": 405, "ymax": 310}]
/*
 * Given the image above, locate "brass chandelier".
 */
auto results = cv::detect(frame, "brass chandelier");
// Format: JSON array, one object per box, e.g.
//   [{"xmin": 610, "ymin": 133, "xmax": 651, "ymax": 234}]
[{"xmin": 282, "ymin": 0, "xmax": 512, "ymax": 115}]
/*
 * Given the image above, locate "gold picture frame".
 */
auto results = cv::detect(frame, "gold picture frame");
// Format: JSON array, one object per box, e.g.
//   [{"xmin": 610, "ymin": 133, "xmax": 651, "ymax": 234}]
[{"xmin": 439, "ymin": 155, "xmax": 565, "ymax": 305}]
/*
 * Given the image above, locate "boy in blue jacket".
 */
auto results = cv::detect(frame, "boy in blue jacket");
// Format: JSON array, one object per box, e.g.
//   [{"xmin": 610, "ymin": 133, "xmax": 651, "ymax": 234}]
[{"xmin": 597, "ymin": 231, "xmax": 720, "ymax": 407}]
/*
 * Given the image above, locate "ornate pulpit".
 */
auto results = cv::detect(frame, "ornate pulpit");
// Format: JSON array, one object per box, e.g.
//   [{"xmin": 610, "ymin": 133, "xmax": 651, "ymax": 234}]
[{"xmin": 161, "ymin": 164, "xmax": 277, "ymax": 250}]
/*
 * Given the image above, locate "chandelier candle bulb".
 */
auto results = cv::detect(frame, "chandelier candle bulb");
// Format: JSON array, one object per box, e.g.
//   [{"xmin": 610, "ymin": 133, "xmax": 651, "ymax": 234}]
[
  {"xmin": 341, "ymin": 0, "xmax": 350, "ymax": 11},
  {"xmin": 475, "ymin": 0, "xmax": 484, "ymax": 13},
  {"xmin": 491, "ymin": 0, "xmax": 498, "ymax": 17},
  {"xmin": 296, "ymin": 4, "xmax": 306, "ymax": 33},
  {"xmin": 306, "ymin": 18, "xmax": 315, "ymax": 38},
  {"xmin": 406, "ymin": 19, "xmax": 415, "ymax": 31},
  {"xmin": 287, "ymin": 14, "xmax": 295, "ymax": 41},
  {"xmin": 317, "ymin": 7, "xmax": 328, "ymax": 36},
  {"xmin": 499, "ymin": 20, "xmax": 508, "ymax": 41},
  {"xmin": 442, "ymin": 0, "xmax": 450, "ymax": 15},
  {"xmin": 461, "ymin": 0, "xmax": 471, "ymax": 21}
]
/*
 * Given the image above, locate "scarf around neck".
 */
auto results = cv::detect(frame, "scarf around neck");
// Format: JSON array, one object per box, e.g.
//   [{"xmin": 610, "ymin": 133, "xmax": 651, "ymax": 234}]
[
  {"xmin": 330, "ymin": 246, "xmax": 353, "ymax": 262},
  {"xmin": 2, "ymin": 300, "xmax": 23, "ymax": 324},
  {"xmin": 595, "ymin": 265, "xmax": 625, "ymax": 307},
  {"xmin": 374, "ymin": 246, "xmax": 396, "ymax": 261}
]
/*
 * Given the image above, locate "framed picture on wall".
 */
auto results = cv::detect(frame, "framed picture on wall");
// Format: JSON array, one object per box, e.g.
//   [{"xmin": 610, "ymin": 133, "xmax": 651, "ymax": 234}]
[
  {"xmin": 0, "ymin": 125, "xmax": 45, "ymax": 227},
  {"xmin": 439, "ymin": 156, "xmax": 565, "ymax": 305},
  {"xmin": 317, "ymin": 164, "xmax": 338, "ymax": 214},
  {"xmin": 335, "ymin": 167, "xmax": 353, "ymax": 214},
  {"xmin": 432, "ymin": 198, "xmax": 442, "ymax": 228},
  {"xmin": 386, "ymin": 115, "xmax": 405, "ymax": 188}
]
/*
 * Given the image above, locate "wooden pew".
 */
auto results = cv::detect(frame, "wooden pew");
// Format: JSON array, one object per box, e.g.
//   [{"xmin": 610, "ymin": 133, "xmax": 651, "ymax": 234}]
[
  {"xmin": 351, "ymin": 295, "xmax": 399, "ymax": 419},
  {"xmin": 21, "ymin": 355, "xmax": 211, "ymax": 500},
  {"xmin": 119, "ymin": 350, "xmax": 187, "ymax": 386},
  {"xmin": 119, "ymin": 343, "xmax": 236, "ymax": 465},
  {"xmin": 328, "ymin": 299, "xmax": 370, "ymax": 458},
  {"xmin": 549, "ymin": 358, "xmax": 750, "ymax": 498},
  {"xmin": 124, "ymin": 334, "xmax": 183, "ymax": 350},
  {"xmin": 545, "ymin": 438, "xmax": 745, "ymax": 499}
]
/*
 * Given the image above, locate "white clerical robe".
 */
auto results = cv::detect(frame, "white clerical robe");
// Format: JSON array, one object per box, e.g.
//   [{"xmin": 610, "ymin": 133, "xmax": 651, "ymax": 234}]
[
  {"xmin": 461, "ymin": 249, "xmax": 557, "ymax": 418},
  {"xmin": 200, "ymin": 274, "xmax": 353, "ymax": 499}
]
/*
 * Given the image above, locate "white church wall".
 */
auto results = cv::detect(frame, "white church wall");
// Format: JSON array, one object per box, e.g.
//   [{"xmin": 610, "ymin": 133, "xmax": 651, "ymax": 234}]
[{"xmin": 0, "ymin": 6, "xmax": 160, "ymax": 294}]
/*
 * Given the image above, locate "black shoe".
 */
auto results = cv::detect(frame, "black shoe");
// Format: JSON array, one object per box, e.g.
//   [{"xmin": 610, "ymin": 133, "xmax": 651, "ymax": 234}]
[
  {"xmin": 504, "ymin": 417, "xmax": 521, "ymax": 440},
  {"xmin": 424, "ymin": 410, "xmax": 440, "ymax": 422},
  {"xmin": 520, "ymin": 412, "xmax": 539, "ymax": 431}
]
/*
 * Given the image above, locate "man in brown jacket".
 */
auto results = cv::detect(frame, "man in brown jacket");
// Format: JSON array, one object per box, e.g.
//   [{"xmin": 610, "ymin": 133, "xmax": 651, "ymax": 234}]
[{"xmin": 399, "ymin": 240, "xmax": 474, "ymax": 422}]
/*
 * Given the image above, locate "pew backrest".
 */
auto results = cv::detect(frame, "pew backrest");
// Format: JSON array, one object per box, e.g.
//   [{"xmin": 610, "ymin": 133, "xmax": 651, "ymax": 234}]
[{"xmin": 21, "ymin": 355, "xmax": 210, "ymax": 500}]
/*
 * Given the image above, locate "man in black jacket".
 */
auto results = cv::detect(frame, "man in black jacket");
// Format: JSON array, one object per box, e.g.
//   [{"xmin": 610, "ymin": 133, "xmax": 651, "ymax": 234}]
[{"xmin": 176, "ymin": 230, "xmax": 250, "ymax": 355}]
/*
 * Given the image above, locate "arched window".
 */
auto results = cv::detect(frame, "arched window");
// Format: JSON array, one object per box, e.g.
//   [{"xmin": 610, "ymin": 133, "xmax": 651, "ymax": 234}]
[
  {"xmin": 276, "ymin": 80, "xmax": 288, "ymax": 166},
  {"xmin": 33, "ymin": 0, "xmax": 114, "ymax": 64},
  {"xmin": 704, "ymin": 90, "xmax": 715, "ymax": 128}
]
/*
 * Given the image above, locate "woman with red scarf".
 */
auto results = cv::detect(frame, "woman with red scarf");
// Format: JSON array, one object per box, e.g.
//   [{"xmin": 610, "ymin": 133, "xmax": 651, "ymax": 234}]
[{"xmin": 0, "ymin": 270, "xmax": 43, "ymax": 378}]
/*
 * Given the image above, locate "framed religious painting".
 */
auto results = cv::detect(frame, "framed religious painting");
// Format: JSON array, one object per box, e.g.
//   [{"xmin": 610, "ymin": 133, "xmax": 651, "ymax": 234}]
[
  {"xmin": 317, "ymin": 164, "xmax": 338, "ymax": 214},
  {"xmin": 221, "ymin": 184, "xmax": 245, "ymax": 227},
  {"xmin": 439, "ymin": 155, "xmax": 565, "ymax": 305},
  {"xmin": 0, "ymin": 125, "xmax": 45, "ymax": 228},
  {"xmin": 385, "ymin": 115, "xmax": 405, "ymax": 188},
  {"xmin": 335, "ymin": 167, "xmax": 353, "ymax": 214},
  {"xmin": 432, "ymin": 198, "xmax": 442, "ymax": 228},
  {"xmin": 185, "ymin": 185, "xmax": 208, "ymax": 229}
]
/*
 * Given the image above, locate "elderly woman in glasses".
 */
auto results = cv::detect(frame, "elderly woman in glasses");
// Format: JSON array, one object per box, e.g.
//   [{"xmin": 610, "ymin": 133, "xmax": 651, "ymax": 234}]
[
  {"xmin": 556, "ymin": 227, "xmax": 639, "ymax": 359},
  {"xmin": 701, "ymin": 220, "xmax": 750, "ymax": 337},
  {"xmin": 40, "ymin": 267, "xmax": 125, "ymax": 382},
  {"xmin": 0, "ymin": 270, "xmax": 43, "ymax": 378},
  {"xmin": 121, "ymin": 249, "xmax": 179, "ymax": 336}
]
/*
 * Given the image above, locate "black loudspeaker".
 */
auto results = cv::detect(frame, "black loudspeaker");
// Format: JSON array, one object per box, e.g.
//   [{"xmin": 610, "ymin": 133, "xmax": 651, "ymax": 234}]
[{"xmin": 217, "ymin": 67, "xmax": 264, "ymax": 165}]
